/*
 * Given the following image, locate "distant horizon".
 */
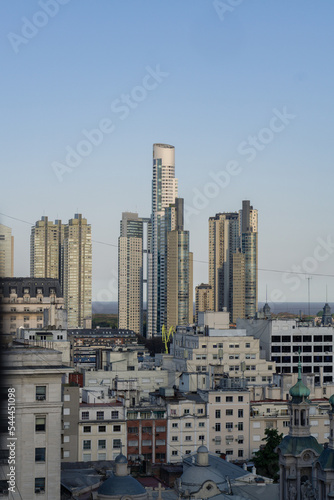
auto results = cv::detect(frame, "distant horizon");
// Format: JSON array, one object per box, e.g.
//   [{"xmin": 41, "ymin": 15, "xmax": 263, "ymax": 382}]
[{"xmin": 92, "ymin": 301, "xmax": 333, "ymax": 316}]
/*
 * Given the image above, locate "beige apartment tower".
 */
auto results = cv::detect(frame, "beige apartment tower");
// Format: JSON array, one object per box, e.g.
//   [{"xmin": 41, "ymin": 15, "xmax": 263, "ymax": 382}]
[
  {"xmin": 30, "ymin": 217, "xmax": 64, "ymax": 283},
  {"xmin": 165, "ymin": 198, "xmax": 193, "ymax": 332},
  {"xmin": 118, "ymin": 212, "xmax": 145, "ymax": 335},
  {"xmin": 209, "ymin": 200, "xmax": 258, "ymax": 322},
  {"xmin": 0, "ymin": 224, "xmax": 14, "ymax": 277},
  {"xmin": 63, "ymin": 214, "xmax": 92, "ymax": 328}
]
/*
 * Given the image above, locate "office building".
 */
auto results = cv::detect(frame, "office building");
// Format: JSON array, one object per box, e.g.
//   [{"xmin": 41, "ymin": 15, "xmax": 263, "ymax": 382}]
[
  {"xmin": 208, "ymin": 200, "xmax": 258, "ymax": 322},
  {"xmin": 0, "ymin": 224, "xmax": 14, "ymax": 277},
  {"xmin": 147, "ymin": 143, "xmax": 178, "ymax": 337},
  {"xmin": 63, "ymin": 214, "xmax": 92, "ymax": 328},
  {"xmin": 118, "ymin": 212, "xmax": 150, "ymax": 335},
  {"xmin": 238, "ymin": 316, "xmax": 334, "ymax": 384}
]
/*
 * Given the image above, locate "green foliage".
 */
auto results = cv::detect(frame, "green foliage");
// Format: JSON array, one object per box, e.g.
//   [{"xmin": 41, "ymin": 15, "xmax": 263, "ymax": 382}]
[
  {"xmin": 253, "ymin": 428, "xmax": 283, "ymax": 482},
  {"xmin": 92, "ymin": 314, "xmax": 118, "ymax": 329}
]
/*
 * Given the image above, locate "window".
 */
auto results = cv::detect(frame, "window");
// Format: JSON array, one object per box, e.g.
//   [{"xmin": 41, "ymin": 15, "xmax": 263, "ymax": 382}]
[
  {"xmin": 142, "ymin": 426, "xmax": 152, "ymax": 434},
  {"xmin": 172, "ymin": 436, "xmax": 178, "ymax": 441},
  {"xmin": 172, "ymin": 451, "xmax": 178, "ymax": 456},
  {"xmin": 98, "ymin": 453, "xmax": 106, "ymax": 460},
  {"xmin": 128, "ymin": 439, "xmax": 138, "ymax": 446},
  {"xmin": 226, "ymin": 396, "xmax": 233, "ymax": 402},
  {"xmin": 238, "ymin": 438, "xmax": 244, "ymax": 444},
  {"xmin": 226, "ymin": 422, "xmax": 233, "ymax": 429},
  {"xmin": 283, "ymin": 421, "xmax": 289, "ymax": 427},
  {"xmin": 36, "ymin": 386, "xmax": 46, "ymax": 401},
  {"xmin": 98, "ymin": 425, "xmax": 106, "ymax": 432},
  {"xmin": 97, "ymin": 411, "xmax": 104, "ymax": 420},
  {"xmin": 238, "ymin": 422, "xmax": 244, "ymax": 431},
  {"xmin": 142, "ymin": 440, "xmax": 152, "ymax": 446},
  {"xmin": 238, "ymin": 409, "xmax": 243, "ymax": 418},
  {"xmin": 185, "ymin": 436, "xmax": 192, "ymax": 441},
  {"xmin": 82, "ymin": 411, "xmax": 89, "ymax": 420},
  {"xmin": 98, "ymin": 440, "xmax": 106, "ymax": 449},
  {"xmin": 83, "ymin": 453, "xmax": 91, "ymax": 461},
  {"xmin": 199, "ymin": 435, "xmax": 205, "ymax": 441},
  {"xmin": 245, "ymin": 343, "xmax": 250, "ymax": 348},
  {"xmin": 111, "ymin": 411, "xmax": 119, "ymax": 419},
  {"xmin": 226, "ymin": 409, "xmax": 233, "ymax": 416},
  {"xmin": 215, "ymin": 423, "xmax": 221, "ymax": 432},
  {"xmin": 238, "ymin": 396, "xmax": 243, "ymax": 402},
  {"xmin": 113, "ymin": 425, "xmax": 121, "ymax": 432},
  {"xmin": 184, "ymin": 409, "xmax": 190, "ymax": 415},
  {"xmin": 197, "ymin": 408, "xmax": 204, "ymax": 414},
  {"xmin": 215, "ymin": 396, "xmax": 221, "ymax": 402},
  {"xmin": 35, "ymin": 416, "xmax": 46, "ymax": 432},
  {"xmin": 156, "ymin": 426, "xmax": 166, "ymax": 432},
  {"xmin": 35, "ymin": 478, "xmax": 45, "ymax": 493},
  {"xmin": 226, "ymin": 450, "xmax": 233, "ymax": 455},
  {"xmin": 215, "ymin": 410, "xmax": 221, "ymax": 418},
  {"xmin": 199, "ymin": 422, "xmax": 205, "ymax": 428},
  {"xmin": 113, "ymin": 439, "xmax": 121, "ymax": 449},
  {"xmin": 35, "ymin": 448, "xmax": 46, "ymax": 462},
  {"xmin": 185, "ymin": 423, "xmax": 192, "ymax": 428},
  {"xmin": 83, "ymin": 440, "xmax": 91, "ymax": 450},
  {"xmin": 172, "ymin": 423, "xmax": 178, "ymax": 428},
  {"xmin": 238, "ymin": 449, "xmax": 244, "ymax": 458},
  {"xmin": 83, "ymin": 426, "xmax": 91, "ymax": 433},
  {"xmin": 128, "ymin": 427, "xmax": 138, "ymax": 433}
]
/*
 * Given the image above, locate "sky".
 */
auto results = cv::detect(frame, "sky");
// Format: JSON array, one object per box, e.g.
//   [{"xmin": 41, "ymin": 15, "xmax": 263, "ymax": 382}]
[{"xmin": 1, "ymin": 0, "xmax": 334, "ymax": 306}]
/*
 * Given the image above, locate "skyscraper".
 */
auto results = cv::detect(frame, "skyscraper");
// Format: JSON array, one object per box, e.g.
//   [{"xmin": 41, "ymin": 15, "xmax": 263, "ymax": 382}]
[
  {"xmin": 147, "ymin": 143, "xmax": 178, "ymax": 337},
  {"xmin": 208, "ymin": 200, "xmax": 258, "ymax": 322},
  {"xmin": 63, "ymin": 214, "xmax": 92, "ymax": 328},
  {"xmin": 30, "ymin": 216, "xmax": 64, "ymax": 284},
  {"xmin": 0, "ymin": 224, "xmax": 14, "ymax": 277},
  {"xmin": 31, "ymin": 214, "xmax": 92, "ymax": 328},
  {"xmin": 118, "ymin": 212, "xmax": 148, "ymax": 335},
  {"xmin": 165, "ymin": 198, "xmax": 193, "ymax": 331}
]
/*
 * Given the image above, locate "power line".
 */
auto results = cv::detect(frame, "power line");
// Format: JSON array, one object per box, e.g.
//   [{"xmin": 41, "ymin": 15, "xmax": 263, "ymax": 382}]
[{"xmin": 1, "ymin": 211, "xmax": 334, "ymax": 277}]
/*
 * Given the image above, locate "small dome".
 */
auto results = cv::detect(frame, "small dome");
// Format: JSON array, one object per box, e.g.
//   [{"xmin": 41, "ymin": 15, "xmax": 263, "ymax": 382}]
[
  {"xmin": 197, "ymin": 445, "xmax": 208, "ymax": 453},
  {"xmin": 289, "ymin": 379, "xmax": 310, "ymax": 399},
  {"xmin": 98, "ymin": 475, "xmax": 146, "ymax": 496},
  {"xmin": 115, "ymin": 453, "xmax": 127, "ymax": 464}
]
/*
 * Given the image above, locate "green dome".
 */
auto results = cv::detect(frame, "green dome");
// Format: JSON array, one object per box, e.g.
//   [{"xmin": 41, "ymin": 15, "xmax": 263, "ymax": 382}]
[
  {"xmin": 289, "ymin": 379, "xmax": 310, "ymax": 399},
  {"xmin": 289, "ymin": 356, "xmax": 310, "ymax": 402}
]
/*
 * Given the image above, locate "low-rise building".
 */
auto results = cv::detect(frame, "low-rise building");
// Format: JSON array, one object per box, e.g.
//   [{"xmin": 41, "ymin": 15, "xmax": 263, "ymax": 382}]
[
  {"xmin": 78, "ymin": 402, "xmax": 126, "ymax": 462},
  {"xmin": 126, "ymin": 404, "xmax": 167, "ymax": 463}
]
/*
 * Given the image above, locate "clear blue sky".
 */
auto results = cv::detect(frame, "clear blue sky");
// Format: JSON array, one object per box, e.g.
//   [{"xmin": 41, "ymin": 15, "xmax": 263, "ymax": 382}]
[{"xmin": 1, "ymin": 0, "xmax": 334, "ymax": 305}]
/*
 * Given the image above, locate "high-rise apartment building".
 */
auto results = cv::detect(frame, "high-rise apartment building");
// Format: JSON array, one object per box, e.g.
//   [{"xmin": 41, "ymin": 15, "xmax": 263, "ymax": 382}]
[
  {"xmin": 30, "ymin": 216, "xmax": 64, "ymax": 284},
  {"xmin": 195, "ymin": 283, "xmax": 214, "ymax": 323},
  {"xmin": 165, "ymin": 198, "xmax": 193, "ymax": 331},
  {"xmin": 30, "ymin": 214, "xmax": 92, "ymax": 329},
  {"xmin": 63, "ymin": 214, "xmax": 92, "ymax": 328},
  {"xmin": 147, "ymin": 143, "xmax": 178, "ymax": 337},
  {"xmin": 118, "ymin": 212, "xmax": 150, "ymax": 335},
  {"xmin": 0, "ymin": 224, "xmax": 14, "ymax": 277},
  {"xmin": 208, "ymin": 200, "xmax": 258, "ymax": 322}
]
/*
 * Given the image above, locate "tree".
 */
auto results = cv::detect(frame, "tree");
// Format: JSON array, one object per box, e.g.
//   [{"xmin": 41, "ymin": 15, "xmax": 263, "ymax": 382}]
[{"xmin": 253, "ymin": 428, "xmax": 283, "ymax": 482}]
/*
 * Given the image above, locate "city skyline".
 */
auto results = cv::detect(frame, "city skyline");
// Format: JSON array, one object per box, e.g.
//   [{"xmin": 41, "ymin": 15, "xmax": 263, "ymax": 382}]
[{"xmin": 2, "ymin": 2, "xmax": 334, "ymax": 304}]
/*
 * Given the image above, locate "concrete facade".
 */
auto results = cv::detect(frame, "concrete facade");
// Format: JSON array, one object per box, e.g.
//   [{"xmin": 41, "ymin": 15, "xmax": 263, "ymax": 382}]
[{"xmin": 0, "ymin": 224, "xmax": 14, "ymax": 277}]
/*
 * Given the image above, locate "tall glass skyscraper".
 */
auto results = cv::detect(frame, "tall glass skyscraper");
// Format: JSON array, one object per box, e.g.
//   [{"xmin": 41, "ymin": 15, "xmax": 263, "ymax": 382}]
[{"xmin": 147, "ymin": 144, "xmax": 178, "ymax": 337}]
